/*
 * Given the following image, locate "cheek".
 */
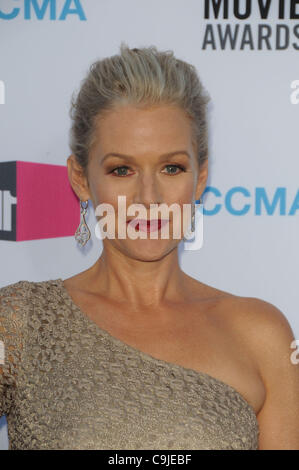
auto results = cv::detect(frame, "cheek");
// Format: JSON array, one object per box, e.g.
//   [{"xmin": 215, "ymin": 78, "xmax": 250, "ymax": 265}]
[
  {"xmin": 164, "ymin": 173, "xmax": 195, "ymax": 201},
  {"xmin": 89, "ymin": 179, "xmax": 119, "ymax": 207},
  {"xmin": 167, "ymin": 187, "xmax": 194, "ymax": 206}
]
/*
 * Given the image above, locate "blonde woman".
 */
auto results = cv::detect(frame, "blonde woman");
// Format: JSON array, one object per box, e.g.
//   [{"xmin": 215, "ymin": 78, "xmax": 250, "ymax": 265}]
[{"xmin": 0, "ymin": 43, "xmax": 298, "ymax": 450}]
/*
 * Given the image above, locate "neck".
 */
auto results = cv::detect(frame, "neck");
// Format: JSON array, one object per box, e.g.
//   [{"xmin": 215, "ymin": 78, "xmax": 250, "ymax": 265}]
[{"xmin": 84, "ymin": 244, "xmax": 189, "ymax": 311}]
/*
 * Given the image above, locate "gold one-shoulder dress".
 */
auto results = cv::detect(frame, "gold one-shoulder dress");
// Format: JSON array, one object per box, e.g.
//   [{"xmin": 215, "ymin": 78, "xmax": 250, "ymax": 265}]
[{"xmin": 0, "ymin": 279, "xmax": 259, "ymax": 450}]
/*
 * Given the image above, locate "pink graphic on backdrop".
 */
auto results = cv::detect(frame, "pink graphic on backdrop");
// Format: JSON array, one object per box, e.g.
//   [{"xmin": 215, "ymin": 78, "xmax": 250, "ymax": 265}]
[{"xmin": 16, "ymin": 161, "xmax": 80, "ymax": 241}]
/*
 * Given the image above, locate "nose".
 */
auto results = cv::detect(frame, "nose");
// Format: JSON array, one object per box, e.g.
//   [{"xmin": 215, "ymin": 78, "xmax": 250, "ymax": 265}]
[{"xmin": 132, "ymin": 171, "xmax": 163, "ymax": 211}]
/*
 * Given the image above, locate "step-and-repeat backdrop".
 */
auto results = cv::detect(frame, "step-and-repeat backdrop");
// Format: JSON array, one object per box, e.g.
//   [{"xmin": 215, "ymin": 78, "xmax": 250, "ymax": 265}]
[{"xmin": 0, "ymin": 0, "xmax": 298, "ymax": 449}]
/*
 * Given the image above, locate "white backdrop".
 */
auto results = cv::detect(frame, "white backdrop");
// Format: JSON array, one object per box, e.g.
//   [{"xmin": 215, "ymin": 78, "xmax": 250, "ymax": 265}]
[{"xmin": 0, "ymin": 0, "xmax": 298, "ymax": 449}]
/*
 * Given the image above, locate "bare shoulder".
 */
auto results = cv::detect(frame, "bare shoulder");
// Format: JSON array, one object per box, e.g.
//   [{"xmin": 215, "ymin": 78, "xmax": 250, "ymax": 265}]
[
  {"xmin": 192, "ymin": 278, "xmax": 296, "ymax": 346},
  {"xmin": 216, "ymin": 293, "xmax": 296, "ymax": 351},
  {"xmin": 189, "ymin": 276, "xmax": 297, "ymax": 384},
  {"xmin": 223, "ymin": 295, "xmax": 298, "ymax": 387},
  {"xmin": 230, "ymin": 296, "xmax": 299, "ymax": 449},
  {"xmin": 225, "ymin": 295, "xmax": 297, "ymax": 347}
]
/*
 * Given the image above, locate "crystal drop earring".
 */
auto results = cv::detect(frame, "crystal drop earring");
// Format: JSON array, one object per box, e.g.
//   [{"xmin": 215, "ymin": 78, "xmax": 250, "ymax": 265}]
[
  {"xmin": 183, "ymin": 200, "xmax": 196, "ymax": 242},
  {"xmin": 75, "ymin": 200, "xmax": 91, "ymax": 247}
]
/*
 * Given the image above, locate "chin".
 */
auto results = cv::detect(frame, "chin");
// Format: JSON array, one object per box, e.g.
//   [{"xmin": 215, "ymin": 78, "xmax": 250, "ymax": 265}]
[{"xmin": 122, "ymin": 239, "xmax": 178, "ymax": 260}]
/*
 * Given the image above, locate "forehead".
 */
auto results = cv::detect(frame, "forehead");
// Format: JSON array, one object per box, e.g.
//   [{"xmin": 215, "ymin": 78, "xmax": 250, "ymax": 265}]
[{"xmin": 90, "ymin": 104, "xmax": 194, "ymax": 157}]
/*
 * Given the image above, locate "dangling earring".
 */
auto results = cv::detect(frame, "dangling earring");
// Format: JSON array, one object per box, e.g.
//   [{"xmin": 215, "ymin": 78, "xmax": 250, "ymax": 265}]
[
  {"xmin": 183, "ymin": 200, "xmax": 196, "ymax": 241},
  {"xmin": 75, "ymin": 200, "xmax": 91, "ymax": 246}
]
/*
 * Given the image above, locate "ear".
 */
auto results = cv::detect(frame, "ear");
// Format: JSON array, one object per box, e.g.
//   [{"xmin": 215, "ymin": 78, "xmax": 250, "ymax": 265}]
[
  {"xmin": 195, "ymin": 159, "xmax": 208, "ymax": 201},
  {"xmin": 66, "ymin": 154, "xmax": 91, "ymax": 201}
]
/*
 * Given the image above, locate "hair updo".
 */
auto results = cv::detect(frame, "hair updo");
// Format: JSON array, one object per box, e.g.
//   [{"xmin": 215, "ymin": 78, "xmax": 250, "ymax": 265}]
[{"xmin": 69, "ymin": 42, "xmax": 211, "ymax": 178}]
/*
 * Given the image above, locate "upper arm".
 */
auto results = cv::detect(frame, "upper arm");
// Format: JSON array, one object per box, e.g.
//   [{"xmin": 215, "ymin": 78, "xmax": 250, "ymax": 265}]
[
  {"xmin": 241, "ymin": 297, "xmax": 299, "ymax": 450},
  {"xmin": 0, "ymin": 281, "xmax": 29, "ymax": 417}
]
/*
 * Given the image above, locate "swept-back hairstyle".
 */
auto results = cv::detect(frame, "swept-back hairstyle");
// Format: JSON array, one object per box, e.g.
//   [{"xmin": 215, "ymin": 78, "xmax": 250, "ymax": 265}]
[{"xmin": 69, "ymin": 42, "xmax": 211, "ymax": 178}]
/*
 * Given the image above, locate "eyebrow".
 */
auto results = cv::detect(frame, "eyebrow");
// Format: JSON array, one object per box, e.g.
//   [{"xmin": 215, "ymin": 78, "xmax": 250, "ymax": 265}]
[{"xmin": 101, "ymin": 150, "xmax": 191, "ymax": 163}]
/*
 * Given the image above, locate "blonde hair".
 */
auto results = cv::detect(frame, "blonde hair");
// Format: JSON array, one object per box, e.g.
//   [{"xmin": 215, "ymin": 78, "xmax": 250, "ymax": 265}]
[{"xmin": 69, "ymin": 42, "xmax": 211, "ymax": 177}]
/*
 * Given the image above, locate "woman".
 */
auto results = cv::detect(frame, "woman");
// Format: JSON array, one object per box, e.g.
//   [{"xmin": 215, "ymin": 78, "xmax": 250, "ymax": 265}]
[{"xmin": 1, "ymin": 43, "xmax": 298, "ymax": 450}]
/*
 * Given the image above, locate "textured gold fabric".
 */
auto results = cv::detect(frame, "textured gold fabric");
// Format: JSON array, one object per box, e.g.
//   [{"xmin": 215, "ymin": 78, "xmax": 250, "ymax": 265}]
[{"xmin": 0, "ymin": 279, "xmax": 259, "ymax": 450}]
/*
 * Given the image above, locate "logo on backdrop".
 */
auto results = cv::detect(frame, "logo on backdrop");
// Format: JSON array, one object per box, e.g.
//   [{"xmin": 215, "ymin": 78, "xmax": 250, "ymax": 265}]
[
  {"xmin": 0, "ymin": 161, "xmax": 79, "ymax": 241},
  {"xmin": 203, "ymin": 186, "xmax": 299, "ymax": 215},
  {"xmin": 202, "ymin": 0, "xmax": 299, "ymax": 50},
  {"xmin": 0, "ymin": 0, "xmax": 86, "ymax": 21}
]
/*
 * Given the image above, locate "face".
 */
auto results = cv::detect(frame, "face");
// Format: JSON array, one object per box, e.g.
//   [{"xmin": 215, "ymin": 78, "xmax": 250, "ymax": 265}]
[{"xmin": 67, "ymin": 103, "xmax": 208, "ymax": 260}]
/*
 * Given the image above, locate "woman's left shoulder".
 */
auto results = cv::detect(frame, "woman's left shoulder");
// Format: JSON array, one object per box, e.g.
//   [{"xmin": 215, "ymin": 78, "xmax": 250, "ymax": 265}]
[
  {"xmin": 223, "ymin": 294, "xmax": 297, "ymax": 371},
  {"xmin": 228, "ymin": 296, "xmax": 299, "ymax": 449},
  {"xmin": 227, "ymin": 294, "xmax": 294, "ymax": 336},
  {"xmin": 187, "ymin": 277, "xmax": 295, "ymax": 346}
]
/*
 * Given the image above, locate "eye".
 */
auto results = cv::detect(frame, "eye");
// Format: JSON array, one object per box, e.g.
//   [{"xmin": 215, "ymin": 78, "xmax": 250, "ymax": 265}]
[
  {"xmin": 110, "ymin": 166, "xmax": 132, "ymax": 177},
  {"xmin": 109, "ymin": 164, "xmax": 186, "ymax": 177},
  {"xmin": 163, "ymin": 164, "xmax": 186, "ymax": 175}
]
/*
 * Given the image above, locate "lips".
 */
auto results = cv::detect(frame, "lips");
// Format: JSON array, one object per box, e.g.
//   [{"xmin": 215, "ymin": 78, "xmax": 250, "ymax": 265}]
[{"xmin": 127, "ymin": 218, "xmax": 169, "ymax": 232}]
